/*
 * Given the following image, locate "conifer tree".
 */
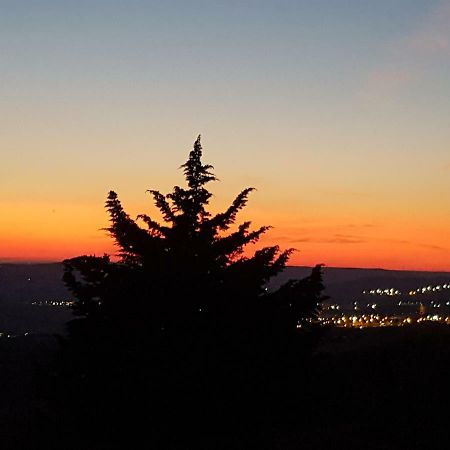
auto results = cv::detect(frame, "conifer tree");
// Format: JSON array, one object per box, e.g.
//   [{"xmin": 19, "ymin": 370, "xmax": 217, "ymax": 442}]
[{"xmin": 63, "ymin": 136, "xmax": 326, "ymax": 338}]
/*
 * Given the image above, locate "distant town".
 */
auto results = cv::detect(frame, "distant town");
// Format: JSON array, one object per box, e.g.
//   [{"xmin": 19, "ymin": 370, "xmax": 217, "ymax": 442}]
[
  {"xmin": 1, "ymin": 264, "xmax": 450, "ymax": 338},
  {"xmin": 319, "ymin": 279, "xmax": 450, "ymax": 328}
]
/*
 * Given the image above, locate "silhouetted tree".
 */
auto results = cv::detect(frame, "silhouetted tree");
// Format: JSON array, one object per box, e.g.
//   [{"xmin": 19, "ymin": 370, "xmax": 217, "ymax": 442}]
[
  {"xmin": 63, "ymin": 136, "xmax": 326, "ymax": 343},
  {"xmin": 270, "ymin": 264, "xmax": 326, "ymax": 328},
  {"xmin": 57, "ymin": 136, "xmax": 328, "ymax": 450}
]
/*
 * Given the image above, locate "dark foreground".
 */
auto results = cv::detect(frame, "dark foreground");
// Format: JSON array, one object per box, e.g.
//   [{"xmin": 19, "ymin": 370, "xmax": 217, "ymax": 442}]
[{"xmin": 1, "ymin": 324, "xmax": 450, "ymax": 450}]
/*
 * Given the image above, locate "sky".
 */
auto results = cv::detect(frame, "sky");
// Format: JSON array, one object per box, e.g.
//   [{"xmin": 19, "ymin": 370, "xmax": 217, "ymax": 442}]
[{"xmin": 1, "ymin": 0, "xmax": 449, "ymax": 271}]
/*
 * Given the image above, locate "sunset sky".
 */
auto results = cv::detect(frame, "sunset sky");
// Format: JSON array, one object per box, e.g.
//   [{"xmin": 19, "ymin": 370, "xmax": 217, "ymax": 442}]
[{"xmin": 1, "ymin": 1, "xmax": 449, "ymax": 270}]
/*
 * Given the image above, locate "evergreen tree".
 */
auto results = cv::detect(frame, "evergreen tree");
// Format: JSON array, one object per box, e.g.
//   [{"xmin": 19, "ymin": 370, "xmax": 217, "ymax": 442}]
[{"xmin": 63, "ymin": 136, "xmax": 326, "ymax": 340}]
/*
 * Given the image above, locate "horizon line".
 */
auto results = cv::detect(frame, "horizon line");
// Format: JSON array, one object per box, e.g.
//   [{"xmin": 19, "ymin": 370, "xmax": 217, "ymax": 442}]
[{"xmin": 1, "ymin": 259, "xmax": 449, "ymax": 274}]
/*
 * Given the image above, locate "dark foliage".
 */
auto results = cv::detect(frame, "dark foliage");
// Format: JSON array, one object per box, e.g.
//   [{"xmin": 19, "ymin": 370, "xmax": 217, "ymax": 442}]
[
  {"xmin": 58, "ymin": 136, "xmax": 328, "ymax": 448},
  {"xmin": 63, "ymin": 136, "xmax": 326, "ymax": 340}
]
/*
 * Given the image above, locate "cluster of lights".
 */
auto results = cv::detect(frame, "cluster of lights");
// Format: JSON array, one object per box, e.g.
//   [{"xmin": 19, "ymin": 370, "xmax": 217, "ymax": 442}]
[
  {"xmin": 323, "ymin": 303, "xmax": 341, "ymax": 311},
  {"xmin": 349, "ymin": 301, "xmax": 378, "ymax": 311},
  {"xmin": 317, "ymin": 314, "xmax": 450, "ymax": 328},
  {"xmin": 0, "ymin": 331, "xmax": 28, "ymax": 339},
  {"xmin": 363, "ymin": 283, "xmax": 450, "ymax": 298},
  {"xmin": 296, "ymin": 317, "xmax": 323, "ymax": 328},
  {"xmin": 417, "ymin": 315, "xmax": 450, "ymax": 323},
  {"xmin": 320, "ymin": 314, "xmax": 402, "ymax": 328},
  {"xmin": 31, "ymin": 299, "xmax": 74, "ymax": 307},
  {"xmin": 363, "ymin": 288, "xmax": 400, "ymax": 296},
  {"xmin": 408, "ymin": 283, "xmax": 450, "ymax": 296},
  {"xmin": 398, "ymin": 300, "xmax": 450, "ymax": 308},
  {"xmin": 397, "ymin": 300, "xmax": 421, "ymax": 306},
  {"xmin": 429, "ymin": 300, "xmax": 450, "ymax": 308}
]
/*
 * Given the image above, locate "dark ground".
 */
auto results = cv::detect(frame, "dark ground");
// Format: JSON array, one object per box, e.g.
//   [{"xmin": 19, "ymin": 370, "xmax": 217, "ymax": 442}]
[{"xmin": 1, "ymin": 324, "xmax": 449, "ymax": 450}]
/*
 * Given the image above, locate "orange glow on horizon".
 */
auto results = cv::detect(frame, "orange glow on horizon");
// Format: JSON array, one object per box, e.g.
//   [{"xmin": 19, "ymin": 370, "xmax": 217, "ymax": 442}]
[
  {"xmin": 1, "ymin": 201, "xmax": 449, "ymax": 272},
  {"xmin": 1, "ymin": 170, "xmax": 449, "ymax": 272}
]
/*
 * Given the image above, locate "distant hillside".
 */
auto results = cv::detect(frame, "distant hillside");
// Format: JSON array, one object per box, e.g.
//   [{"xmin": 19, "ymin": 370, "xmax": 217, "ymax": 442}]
[
  {"xmin": 0, "ymin": 263, "xmax": 70, "ymax": 302},
  {"xmin": 1, "ymin": 263, "xmax": 449, "ymax": 334},
  {"xmin": 269, "ymin": 266, "xmax": 450, "ymax": 307},
  {"xmin": 0, "ymin": 263, "xmax": 71, "ymax": 335}
]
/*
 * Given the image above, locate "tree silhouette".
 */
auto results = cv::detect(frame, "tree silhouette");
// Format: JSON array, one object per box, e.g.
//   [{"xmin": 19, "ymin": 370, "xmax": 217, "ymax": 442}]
[
  {"xmin": 63, "ymin": 136, "xmax": 326, "ymax": 342},
  {"xmin": 57, "ymin": 136, "xmax": 328, "ymax": 450}
]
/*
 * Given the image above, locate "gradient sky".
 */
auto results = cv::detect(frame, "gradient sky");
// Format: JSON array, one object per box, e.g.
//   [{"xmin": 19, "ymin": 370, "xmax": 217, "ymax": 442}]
[{"xmin": 1, "ymin": 0, "xmax": 449, "ymax": 270}]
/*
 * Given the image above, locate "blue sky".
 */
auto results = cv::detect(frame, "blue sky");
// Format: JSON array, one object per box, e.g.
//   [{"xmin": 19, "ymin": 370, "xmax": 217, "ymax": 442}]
[{"xmin": 1, "ymin": 1, "xmax": 449, "ymax": 269}]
